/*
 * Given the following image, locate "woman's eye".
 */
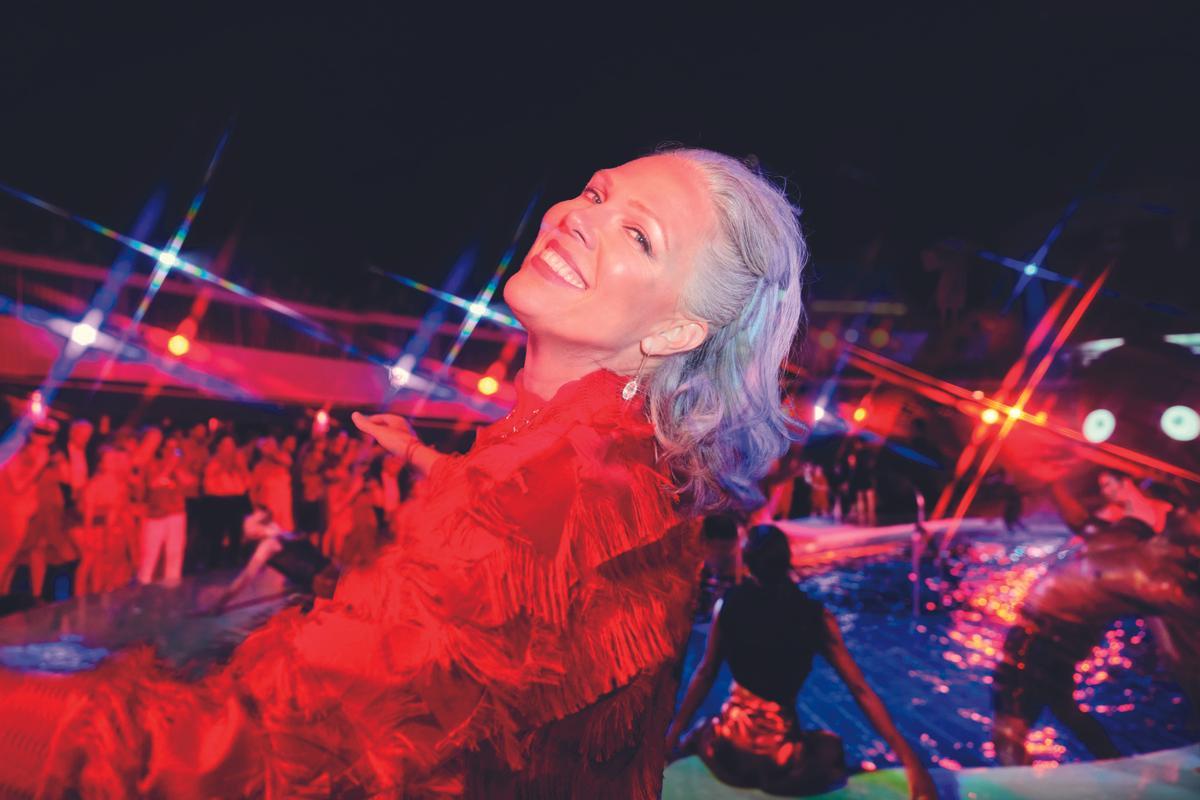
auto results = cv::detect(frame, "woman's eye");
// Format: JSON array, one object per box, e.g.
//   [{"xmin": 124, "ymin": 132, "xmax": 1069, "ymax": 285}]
[
  {"xmin": 629, "ymin": 228, "xmax": 652, "ymax": 256},
  {"xmin": 583, "ymin": 187, "xmax": 602, "ymax": 204}
]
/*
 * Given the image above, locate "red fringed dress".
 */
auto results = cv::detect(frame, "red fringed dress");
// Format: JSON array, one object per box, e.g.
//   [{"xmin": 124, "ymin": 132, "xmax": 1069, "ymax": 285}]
[{"xmin": 0, "ymin": 369, "xmax": 702, "ymax": 799}]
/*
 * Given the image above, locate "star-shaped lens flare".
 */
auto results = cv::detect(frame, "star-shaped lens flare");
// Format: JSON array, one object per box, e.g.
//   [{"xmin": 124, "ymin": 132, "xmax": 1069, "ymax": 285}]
[
  {"xmin": 130, "ymin": 125, "xmax": 232, "ymax": 332},
  {"xmin": 0, "ymin": 180, "xmax": 386, "ymax": 370}
]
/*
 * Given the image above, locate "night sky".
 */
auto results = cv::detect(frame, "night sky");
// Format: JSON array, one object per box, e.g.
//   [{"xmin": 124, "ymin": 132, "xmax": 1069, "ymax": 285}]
[{"xmin": 2, "ymin": 5, "xmax": 1197, "ymax": 313}]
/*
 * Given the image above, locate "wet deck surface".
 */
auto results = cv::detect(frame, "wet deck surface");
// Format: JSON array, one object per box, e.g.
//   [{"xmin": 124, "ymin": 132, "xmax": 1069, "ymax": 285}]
[
  {"xmin": 0, "ymin": 567, "xmax": 300, "ymax": 678},
  {"xmin": 664, "ymin": 744, "xmax": 1200, "ymax": 799}
]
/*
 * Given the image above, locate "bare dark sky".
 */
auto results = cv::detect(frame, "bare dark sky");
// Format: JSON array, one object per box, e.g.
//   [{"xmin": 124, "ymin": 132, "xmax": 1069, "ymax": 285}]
[{"xmin": 2, "ymin": 4, "xmax": 1196, "ymax": 309}]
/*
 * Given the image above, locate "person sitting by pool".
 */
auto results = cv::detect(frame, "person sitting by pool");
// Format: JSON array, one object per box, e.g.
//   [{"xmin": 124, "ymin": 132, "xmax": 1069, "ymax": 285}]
[
  {"xmin": 667, "ymin": 524, "xmax": 937, "ymax": 799},
  {"xmin": 695, "ymin": 514, "xmax": 740, "ymax": 623},
  {"xmin": 992, "ymin": 466, "xmax": 1200, "ymax": 766}
]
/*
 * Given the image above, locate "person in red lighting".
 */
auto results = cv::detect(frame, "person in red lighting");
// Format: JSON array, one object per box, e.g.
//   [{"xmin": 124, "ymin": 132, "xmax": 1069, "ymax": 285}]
[{"xmin": 0, "ymin": 148, "xmax": 809, "ymax": 799}]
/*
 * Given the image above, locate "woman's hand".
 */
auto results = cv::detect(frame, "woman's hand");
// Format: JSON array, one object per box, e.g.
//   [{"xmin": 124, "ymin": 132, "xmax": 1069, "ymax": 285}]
[{"xmin": 352, "ymin": 413, "xmax": 418, "ymax": 459}]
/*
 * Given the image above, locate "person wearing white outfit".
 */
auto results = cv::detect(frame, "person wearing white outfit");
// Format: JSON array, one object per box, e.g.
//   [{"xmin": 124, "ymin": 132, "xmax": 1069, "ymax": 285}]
[{"xmin": 138, "ymin": 437, "xmax": 188, "ymax": 587}]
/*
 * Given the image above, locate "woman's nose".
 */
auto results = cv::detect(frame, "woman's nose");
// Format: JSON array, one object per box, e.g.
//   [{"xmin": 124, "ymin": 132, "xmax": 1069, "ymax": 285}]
[{"xmin": 562, "ymin": 207, "xmax": 595, "ymax": 250}]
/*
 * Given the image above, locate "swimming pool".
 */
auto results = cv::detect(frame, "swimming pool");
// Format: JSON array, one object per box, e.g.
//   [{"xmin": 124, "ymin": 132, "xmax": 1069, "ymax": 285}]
[{"xmin": 677, "ymin": 520, "xmax": 1198, "ymax": 772}]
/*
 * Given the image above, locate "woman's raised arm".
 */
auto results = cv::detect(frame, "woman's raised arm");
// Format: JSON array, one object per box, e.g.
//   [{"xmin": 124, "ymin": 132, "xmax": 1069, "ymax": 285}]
[{"xmin": 352, "ymin": 413, "xmax": 444, "ymax": 475}]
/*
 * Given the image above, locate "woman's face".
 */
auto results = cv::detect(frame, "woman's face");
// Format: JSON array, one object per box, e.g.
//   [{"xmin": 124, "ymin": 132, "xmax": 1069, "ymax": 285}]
[
  {"xmin": 503, "ymin": 154, "xmax": 716, "ymax": 363},
  {"xmin": 1099, "ymin": 472, "xmax": 1132, "ymax": 504}
]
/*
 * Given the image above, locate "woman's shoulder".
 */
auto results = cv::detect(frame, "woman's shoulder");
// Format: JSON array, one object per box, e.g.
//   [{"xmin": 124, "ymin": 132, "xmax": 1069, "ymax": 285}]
[{"xmin": 465, "ymin": 380, "xmax": 660, "ymax": 489}]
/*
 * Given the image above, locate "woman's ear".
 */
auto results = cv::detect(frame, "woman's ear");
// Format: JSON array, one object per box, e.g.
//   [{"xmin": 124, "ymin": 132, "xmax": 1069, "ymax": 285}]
[{"xmin": 642, "ymin": 319, "xmax": 708, "ymax": 358}]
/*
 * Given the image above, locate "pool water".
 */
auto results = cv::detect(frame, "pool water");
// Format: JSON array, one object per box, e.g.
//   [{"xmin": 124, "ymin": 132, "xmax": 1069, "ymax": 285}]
[{"xmin": 676, "ymin": 523, "xmax": 1198, "ymax": 772}]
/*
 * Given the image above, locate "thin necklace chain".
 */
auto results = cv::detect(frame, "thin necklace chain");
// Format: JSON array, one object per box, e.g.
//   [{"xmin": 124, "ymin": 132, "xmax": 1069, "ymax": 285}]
[
  {"xmin": 495, "ymin": 406, "xmax": 543, "ymax": 440},
  {"xmin": 493, "ymin": 372, "xmax": 633, "ymax": 441}
]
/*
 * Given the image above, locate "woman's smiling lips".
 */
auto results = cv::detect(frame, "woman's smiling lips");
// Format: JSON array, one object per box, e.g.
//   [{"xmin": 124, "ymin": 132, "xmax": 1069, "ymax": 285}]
[{"xmin": 530, "ymin": 241, "xmax": 588, "ymax": 290}]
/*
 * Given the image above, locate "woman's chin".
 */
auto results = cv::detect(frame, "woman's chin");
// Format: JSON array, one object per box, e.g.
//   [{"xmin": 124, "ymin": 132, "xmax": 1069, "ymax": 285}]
[{"xmin": 503, "ymin": 269, "xmax": 558, "ymax": 322}]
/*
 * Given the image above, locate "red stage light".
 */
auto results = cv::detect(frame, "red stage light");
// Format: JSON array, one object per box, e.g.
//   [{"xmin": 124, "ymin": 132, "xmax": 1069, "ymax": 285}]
[
  {"xmin": 29, "ymin": 391, "xmax": 47, "ymax": 422},
  {"xmin": 981, "ymin": 408, "xmax": 1000, "ymax": 425}
]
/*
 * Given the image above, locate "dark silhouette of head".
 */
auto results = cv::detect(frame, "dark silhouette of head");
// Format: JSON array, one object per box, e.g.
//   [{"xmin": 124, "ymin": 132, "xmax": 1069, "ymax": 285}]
[{"xmin": 743, "ymin": 524, "xmax": 793, "ymax": 586}]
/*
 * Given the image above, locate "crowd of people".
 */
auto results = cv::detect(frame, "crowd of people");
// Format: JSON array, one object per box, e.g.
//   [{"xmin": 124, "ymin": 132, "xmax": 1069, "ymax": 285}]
[
  {"xmin": 0, "ymin": 411, "xmax": 417, "ymax": 610},
  {"xmin": 753, "ymin": 438, "xmax": 878, "ymax": 526}
]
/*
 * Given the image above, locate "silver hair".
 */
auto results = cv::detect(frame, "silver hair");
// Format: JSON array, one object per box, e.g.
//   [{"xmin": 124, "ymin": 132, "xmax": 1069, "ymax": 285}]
[{"xmin": 644, "ymin": 147, "xmax": 806, "ymax": 514}]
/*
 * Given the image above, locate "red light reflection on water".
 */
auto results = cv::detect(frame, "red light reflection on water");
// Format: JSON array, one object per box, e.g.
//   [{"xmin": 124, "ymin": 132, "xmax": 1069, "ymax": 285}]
[{"xmin": 942, "ymin": 550, "xmax": 1145, "ymax": 765}]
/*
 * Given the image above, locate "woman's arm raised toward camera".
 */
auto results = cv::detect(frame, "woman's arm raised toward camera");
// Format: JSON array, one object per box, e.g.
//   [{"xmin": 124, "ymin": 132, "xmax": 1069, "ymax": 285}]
[{"xmin": 352, "ymin": 412, "xmax": 444, "ymax": 475}]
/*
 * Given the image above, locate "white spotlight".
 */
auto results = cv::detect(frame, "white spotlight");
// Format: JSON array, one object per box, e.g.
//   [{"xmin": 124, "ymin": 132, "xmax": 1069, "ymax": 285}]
[
  {"xmin": 69, "ymin": 322, "xmax": 97, "ymax": 347},
  {"xmin": 389, "ymin": 354, "xmax": 417, "ymax": 389},
  {"xmin": 69, "ymin": 309, "xmax": 103, "ymax": 348},
  {"xmin": 1082, "ymin": 408, "xmax": 1115, "ymax": 444},
  {"xmin": 1160, "ymin": 405, "xmax": 1200, "ymax": 442},
  {"xmin": 813, "ymin": 405, "xmax": 826, "ymax": 422}
]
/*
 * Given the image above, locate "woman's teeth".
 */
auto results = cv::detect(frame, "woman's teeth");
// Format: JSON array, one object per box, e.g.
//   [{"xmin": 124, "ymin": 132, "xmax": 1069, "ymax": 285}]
[{"xmin": 541, "ymin": 248, "xmax": 585, "ymax": 289}]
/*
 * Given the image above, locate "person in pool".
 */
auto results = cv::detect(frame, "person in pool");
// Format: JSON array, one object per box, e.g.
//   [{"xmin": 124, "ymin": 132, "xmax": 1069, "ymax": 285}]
[{"xmin": 992, "ymin": 465, "xmax": 1200, "ymax": 765}]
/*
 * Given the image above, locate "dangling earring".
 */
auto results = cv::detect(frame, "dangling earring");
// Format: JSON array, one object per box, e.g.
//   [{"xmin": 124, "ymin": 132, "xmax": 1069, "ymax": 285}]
[{"xmin": 622, "ymin": 352, "xmax": 648, "ymax": 401}]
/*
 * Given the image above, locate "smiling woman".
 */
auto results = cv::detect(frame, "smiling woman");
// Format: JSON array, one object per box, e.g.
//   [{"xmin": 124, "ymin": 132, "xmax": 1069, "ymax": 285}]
[
  {"xmin": 506, "ymin": 148, "xmax": 807, "ymax": 513},
  {"xmin": 0, "ymin": 148, "xmax": 807, "ymax": 799}
]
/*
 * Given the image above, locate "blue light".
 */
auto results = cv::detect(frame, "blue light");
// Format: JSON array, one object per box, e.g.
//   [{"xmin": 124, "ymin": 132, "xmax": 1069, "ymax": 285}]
[
  {"xmin": 0, "ymin": 635, "xmax": 110, "ymax": 673},
  {"xmin": 1024, "ymin": 264, "xmax": 1038, "ymax": 276}
]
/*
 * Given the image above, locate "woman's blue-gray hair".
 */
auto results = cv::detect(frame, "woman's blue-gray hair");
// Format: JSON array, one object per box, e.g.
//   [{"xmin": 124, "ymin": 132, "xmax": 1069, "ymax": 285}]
[{"xmin": 646, "ymin": 147, "xmax": 806, "ymax": 515}]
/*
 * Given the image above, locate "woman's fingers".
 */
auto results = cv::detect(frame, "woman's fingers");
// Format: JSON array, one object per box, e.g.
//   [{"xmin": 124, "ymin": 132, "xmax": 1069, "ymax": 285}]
[
  {"xmin": 354, "ymin": 412, "xmax": 415, "ymax": 436},
  {"xmin": 352, "ymin": 411, "xmax": 416, "ymax": 457}
]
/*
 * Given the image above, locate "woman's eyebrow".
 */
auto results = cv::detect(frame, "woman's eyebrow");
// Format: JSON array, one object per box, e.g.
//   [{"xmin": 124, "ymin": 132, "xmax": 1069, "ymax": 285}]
[
  {"xmin": 628, "ymin": 197, "xmax": 667, "ymax": 252},
  {"xmin": 595, "ymin": 170, "xmax": 668, "ymax": 251}
]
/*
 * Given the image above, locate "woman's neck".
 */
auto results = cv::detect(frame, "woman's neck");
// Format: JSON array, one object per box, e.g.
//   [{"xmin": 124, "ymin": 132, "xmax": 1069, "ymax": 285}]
[{"xmin": 520, "ymin": 333, "xmax": 632, "ymax": 403}]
